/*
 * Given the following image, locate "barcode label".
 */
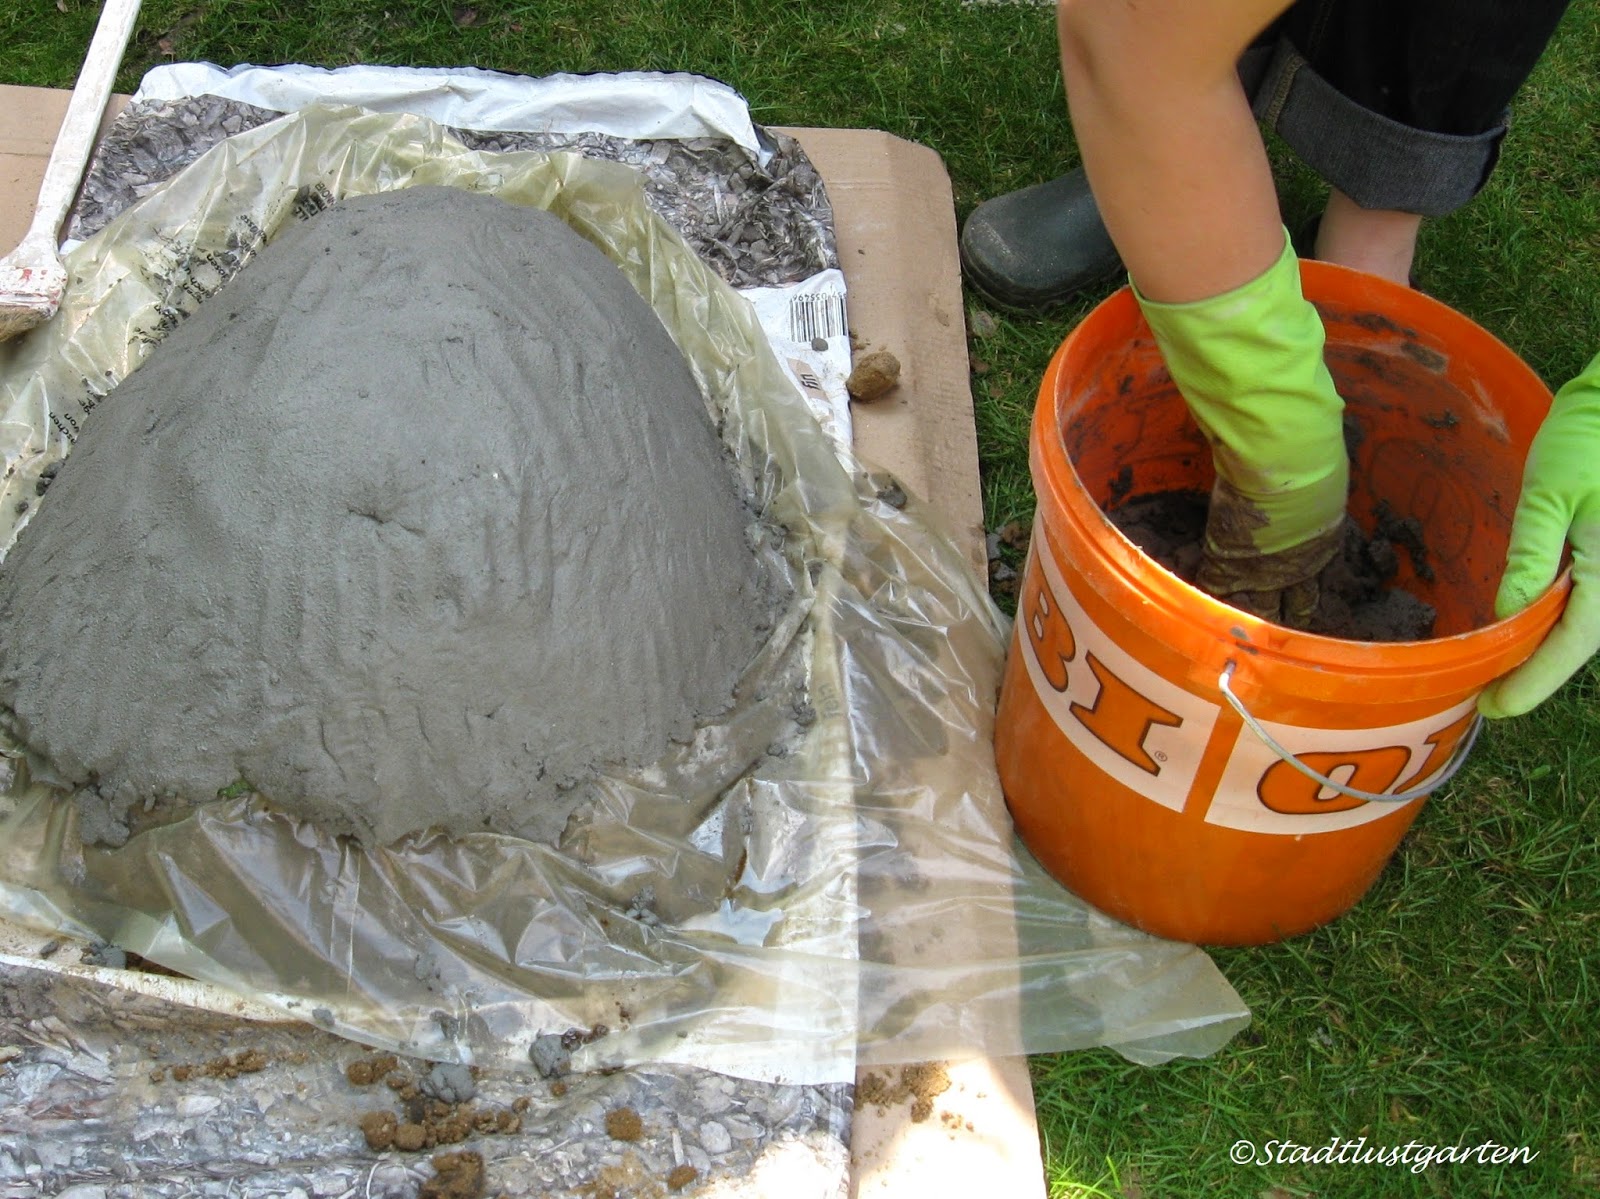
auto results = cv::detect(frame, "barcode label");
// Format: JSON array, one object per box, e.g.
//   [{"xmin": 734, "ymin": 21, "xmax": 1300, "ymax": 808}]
[{"xmin": 788, "ymin": 291, "xmax": 848, "ymax": 342}]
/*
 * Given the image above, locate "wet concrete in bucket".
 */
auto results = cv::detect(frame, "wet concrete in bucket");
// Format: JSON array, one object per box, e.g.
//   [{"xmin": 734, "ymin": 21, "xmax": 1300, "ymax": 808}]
[
  {"xmin": 0, "ymin": 186, "xmax": 786, "ymax": 845},
  {"xmin": 1110, "ymin": 489, "xmax": 1437, "ymax": 641}
]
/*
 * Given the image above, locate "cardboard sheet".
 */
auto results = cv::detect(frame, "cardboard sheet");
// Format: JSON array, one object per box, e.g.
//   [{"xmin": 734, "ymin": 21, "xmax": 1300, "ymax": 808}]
[{"xmin": 781, "ymin": 127, "xmax": 1042, "ymax": 1199}]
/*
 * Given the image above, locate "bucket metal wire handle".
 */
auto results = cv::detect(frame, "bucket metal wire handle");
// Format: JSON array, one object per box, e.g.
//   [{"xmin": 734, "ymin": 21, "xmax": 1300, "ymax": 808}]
[{"xmin": 1217, "ymin": 661, "xmax": 1482, "ymax": 804}]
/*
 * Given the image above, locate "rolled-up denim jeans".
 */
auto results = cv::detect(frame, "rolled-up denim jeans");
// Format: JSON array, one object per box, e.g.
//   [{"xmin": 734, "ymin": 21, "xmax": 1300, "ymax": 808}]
[{"xmin": 1237, "ymin": 0, "xmax": 1571, "ymax": 216}]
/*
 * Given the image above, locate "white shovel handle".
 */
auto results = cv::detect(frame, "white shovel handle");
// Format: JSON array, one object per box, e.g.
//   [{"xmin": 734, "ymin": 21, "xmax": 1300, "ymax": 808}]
[{"xmin": 26, "ymin": 0, "xmax": 143, "ymax": 249}]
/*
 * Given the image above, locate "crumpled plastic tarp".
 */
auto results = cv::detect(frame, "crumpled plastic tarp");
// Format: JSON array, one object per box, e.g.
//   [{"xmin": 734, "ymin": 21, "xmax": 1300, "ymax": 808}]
[{"xmin": 0, "ymin": 103, "xmax": 1247, "ymax": 1085}]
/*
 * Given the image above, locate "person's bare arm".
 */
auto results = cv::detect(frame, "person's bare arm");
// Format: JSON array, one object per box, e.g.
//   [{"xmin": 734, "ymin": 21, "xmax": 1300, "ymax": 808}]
[
  {"xmin": 1057, "ymin": 0, "xmax": 1291, "ymax": 303},
  {"xmin": 1059, "ymin": 0, "xmax": 1350, "ymax": 628}
]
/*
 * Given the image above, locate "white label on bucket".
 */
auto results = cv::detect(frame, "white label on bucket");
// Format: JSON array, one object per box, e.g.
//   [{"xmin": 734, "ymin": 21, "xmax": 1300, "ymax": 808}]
[
  {"xmin": 1204, "ymin": 696, "xmax": 1478, "ymax": 834},
  {"xmin": 1019, "ymin": 530, "xmax": 1219, "ymax": 811}
]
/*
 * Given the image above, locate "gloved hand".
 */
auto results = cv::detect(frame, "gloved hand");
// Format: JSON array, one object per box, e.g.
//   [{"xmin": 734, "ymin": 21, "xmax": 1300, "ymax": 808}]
[
  {"xmin": 1478, "ymin": 350, "xmax": 1600, "ymax": 718},
  {"xmin": 1136, "ymin": 231, "xmax": 1349, "ymax": 626}
]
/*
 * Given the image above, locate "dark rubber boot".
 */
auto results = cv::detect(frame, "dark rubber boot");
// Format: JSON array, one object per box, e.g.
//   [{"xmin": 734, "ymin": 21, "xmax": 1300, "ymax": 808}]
[{"xmin": 959, "ymin": 168, "xmax": 1123, "ymax": 313}]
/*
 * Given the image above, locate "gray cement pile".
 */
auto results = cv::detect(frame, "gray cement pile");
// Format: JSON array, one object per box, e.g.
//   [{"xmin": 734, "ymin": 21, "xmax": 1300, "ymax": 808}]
[{"xmin": 0, "ymin": 186, "xmax": 783, "ymax": 846}]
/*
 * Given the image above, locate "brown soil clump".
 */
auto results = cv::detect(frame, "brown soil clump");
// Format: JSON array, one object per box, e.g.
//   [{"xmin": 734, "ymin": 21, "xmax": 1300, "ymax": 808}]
[
  {"xmin": 846, "ymin": 349, "xmax": 901, "ymax": 402},
  {"xmin": 357, "ymin": 1097, "xmax": 521, "ymax": 1152},
  {"xmin": 940, "ymin": 1110, "xmax": 975, "ymax": 1133},
  {"xmin": 155, "ymin": 1049, "xmax": 270, "ymax": 1084},
  {"xmin": 355, "ymin": 1062, "xmax": 522, "ymax": 1153},
  {"xmin": 345, "ymin": 1053, "xmax": 400, "ymax": 1086},
  {"xmin": 605, "ymin": 1105, "xmax": 644, "ymax": 1141},
  {"xmin": 421, "ymin": 1150, "xmax": 486, "ymax": 1199},
  {"xmin": 1373, "ymin": 499, "xmax": 1434, "ymax": 582},
  {"xmin": 582, "ymin": 1151, "xmax": 692, "ymax": 1199},
  {"xmin": 387, "ymin": 1070, "xmax": 419, "ymax": 1100},
  {"xmin": 856, "ymin": 1062, "xmax": 952, "ymax": 1123},
  {"xmin": 394, "ymin": 1122, "xmax": 429, "ymax": 1151},
  {"xmin": 901, "ymin": 1063, "xmax": 952, "ymax": 1122},
  {"xmin": 856, "ymin": 1072, "xmax": 889, "ymax": 1106},
  {"xmin": 358, "ymin": 1110, "xmax": 398, "ymax": 1151},
  {"xmin": 1109, "ymin": 490, "xmax": 1436, "ymax": 641},
  {"xmin": 666, "ymin": 1164, "xmax": 699, "ymax": 1191}
]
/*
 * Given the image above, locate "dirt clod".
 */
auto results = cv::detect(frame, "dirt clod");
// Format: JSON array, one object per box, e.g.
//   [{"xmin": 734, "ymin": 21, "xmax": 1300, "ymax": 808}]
[
  {"xmin": 355, "ymin": 1061, "xmax": 523, "ymax": 1154},
  {"xmin": 1374, "ymin": 499, "xmax": 1435, "ymax": 583},
  {"xmin": 846, "ymin": 349, "xmax": 901, "ymax": 402},
  {"xmin": 605, "ymin": 1106, "xmax": 644, "ymax": 1141},
  {"xmin": 875, "ymin": 479, "xmax": 907, "ymax": 509},
  {"xmin": 394, "ymin": 1121, "xmax": 428, "ymax": 1151},
  {"xmin": 996, "ymin": 520, "xmax": 1029, "ymax": 550},
  {"xmin": 346, "ymin": 1053, "xmax": 399, "ymax": 1086},
  {"xmin": 158, "ymin": 1049, "xmax": 269, "ymax": 1084},
  {"xmin": 989, "ymin": 560, "xmax": 1019, "ymax": 598},
  {"xmin": 421, "ymin": 1150, "xmax": 486, "ymax": 1199},
  {"xmin": 666, "ymin": 1163, "xmax": 699, "ymax": 1191},
  {"xmin": 902, "ymin": 1063, "xmax": 951, "ymax": 1122},
  {"xmin": 856, "ymin": 1062, "xmax": 952, "ymax": 1123},
  {"xmin": 359, "ymin": 1110, "xmax": 398, "ymax": 1151}
]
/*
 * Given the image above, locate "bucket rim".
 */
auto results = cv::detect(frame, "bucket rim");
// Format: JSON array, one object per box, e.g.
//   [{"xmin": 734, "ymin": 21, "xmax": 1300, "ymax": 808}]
[{"xmin": 1031, "ymin": 263, "xmax": 1572, "ymax": 676}]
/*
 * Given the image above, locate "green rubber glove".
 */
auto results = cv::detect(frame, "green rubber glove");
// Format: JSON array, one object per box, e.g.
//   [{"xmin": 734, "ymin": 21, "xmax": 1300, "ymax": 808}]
[
  {"xmin": 1478, "ymin": 350, "xmax": 1600, "ymax": 718},
  {"xmin": 1135, "ymin": 231, "xmax": 1349, "ymax": 626}
]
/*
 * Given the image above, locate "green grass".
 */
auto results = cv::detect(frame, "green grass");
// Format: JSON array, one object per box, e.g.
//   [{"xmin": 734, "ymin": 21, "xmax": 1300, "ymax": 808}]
[
  {"xmin": 5, "ymin": 2, "xmax": 1598, "ymax": 1195},
  {"xmin": 1033, "ymin": 676, "xmax": 1600, "ymax": 1198}
]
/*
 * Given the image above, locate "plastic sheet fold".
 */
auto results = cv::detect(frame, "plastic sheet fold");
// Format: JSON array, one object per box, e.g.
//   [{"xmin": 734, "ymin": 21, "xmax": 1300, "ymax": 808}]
[{"xmin": 0, "ymin": 104, "xmax": 1246, "ymax": 1086}]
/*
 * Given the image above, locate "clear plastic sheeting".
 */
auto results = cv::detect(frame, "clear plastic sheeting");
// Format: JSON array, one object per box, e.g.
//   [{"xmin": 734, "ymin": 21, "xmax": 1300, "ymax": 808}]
[{"xmin": 0, "ymin": 104, "xmax": 1247, "ymax": 1086}]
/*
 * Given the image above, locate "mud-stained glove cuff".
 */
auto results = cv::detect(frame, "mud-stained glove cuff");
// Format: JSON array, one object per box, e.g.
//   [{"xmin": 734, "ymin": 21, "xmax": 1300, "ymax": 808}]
[{"xmin": 1135, "ymin": 230, "xmax": 1348, "ymax": 556}]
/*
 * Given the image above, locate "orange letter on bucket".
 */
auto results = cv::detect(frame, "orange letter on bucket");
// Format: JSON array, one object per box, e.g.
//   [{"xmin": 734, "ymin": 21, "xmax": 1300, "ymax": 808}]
[
  {"xmin": 1257, "ymin": 746, "xmax": 1411, "ymax": 815},
  {"xmin": 1394, "ymin": 709, "xmax": 1477, "ymax": 793},
  {"xmin": 1070, "ymin": 654, "xmax": 1183, "ymax": 775},
  {"xmin": 1025, "ymin": 567, "xmax": 1077, "ymax": 692}
]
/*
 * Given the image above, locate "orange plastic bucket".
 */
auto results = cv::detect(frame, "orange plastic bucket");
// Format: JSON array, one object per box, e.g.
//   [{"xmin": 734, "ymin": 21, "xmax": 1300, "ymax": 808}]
[{"xmin": 995, "ymin": 261, "xmax": 1570, "ymax": 946}]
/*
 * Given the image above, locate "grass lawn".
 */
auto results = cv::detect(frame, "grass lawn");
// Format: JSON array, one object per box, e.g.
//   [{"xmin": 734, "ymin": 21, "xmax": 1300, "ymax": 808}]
[{"xmin": 5, "ymin": 2, "xmax": 1597, "ymax": 1195}]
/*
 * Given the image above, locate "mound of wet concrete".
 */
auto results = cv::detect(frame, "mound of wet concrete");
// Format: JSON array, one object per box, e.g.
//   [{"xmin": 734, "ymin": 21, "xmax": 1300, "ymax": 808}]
[{"xmin": 0, "ymin": 186, "xmax": 781, "ymax": 845}]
